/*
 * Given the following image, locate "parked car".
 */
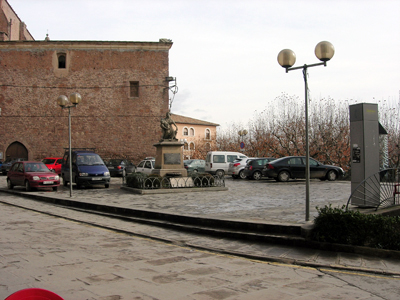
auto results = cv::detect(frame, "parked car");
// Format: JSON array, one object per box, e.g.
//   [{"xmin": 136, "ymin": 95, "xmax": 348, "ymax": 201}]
[
  {"xmin": 205, "ymin": 151, "xmax": 248, "ymax": 177},
  {"xmin": 7, "ymin": 161, "xmax": 60, "ymax": 191},
  {"xmin": 263, "ymin": 156, "xmax": 345, "ymax": 182},
  {"xmin": 61, "ymin": 149, "xmax": 110, "ymax": 189},
  {"xmin": 135, "ymin": 157, "xmax": 155, "ymax": 175},
  {"xmin": 243, "ymin": 157, "xmax": 276, "ymax": 180},
  {"xmin": 228, "ymin": 157, "xmax": 256, "ymax": 179},
  {"xmin": 107, "ymin": 159, "xmax": 136, "ymax": 177},
  {"xmin": 184, "ymin": 159, "xmax": 205, "ymax": 175},
  {"xmin": 1, "ymin": 157, "xmax": 27, "ymax": 175},
  {"xmin": 42, "ymin": 157, "xmax": 63, "ymax": 175}
]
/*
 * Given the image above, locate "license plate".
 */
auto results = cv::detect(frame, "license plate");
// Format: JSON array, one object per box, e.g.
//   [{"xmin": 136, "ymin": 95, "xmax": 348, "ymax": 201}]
[
  {"xmin": 108, "ymin": 167, "xmax": 114, "ymax": 169},
  {"xmin": 43, "ymin": 181, "xmax": 54, "ymax": 184},
  {"xmin": 92, "ymin": 177, "xmax": 102, "ymax": 181}
]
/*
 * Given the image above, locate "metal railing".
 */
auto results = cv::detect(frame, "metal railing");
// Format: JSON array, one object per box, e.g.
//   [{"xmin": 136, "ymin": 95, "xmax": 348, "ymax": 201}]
[
  {"xmin": 124, "ymin": 173, "xmax": 225, "ymax": 190},
  {"xmin": 346, "ymin": 168, "xmax": 400, "ymax": 211}
]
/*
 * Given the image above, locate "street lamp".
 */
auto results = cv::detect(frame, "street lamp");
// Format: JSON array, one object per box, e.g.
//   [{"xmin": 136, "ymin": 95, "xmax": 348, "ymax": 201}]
[
  {"xmin": 57, "ymin": 93, "xmax": 82, "ymax": 197},
  {"xmin": 277, "ymin": 41, "xmax": 334, "ymax": 222}
]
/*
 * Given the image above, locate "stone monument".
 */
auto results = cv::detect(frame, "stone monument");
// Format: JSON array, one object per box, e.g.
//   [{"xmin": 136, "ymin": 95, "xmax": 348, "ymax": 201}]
[{"xmin": 151, "ymin": 112, "xmax": 188, "ymax": 177}]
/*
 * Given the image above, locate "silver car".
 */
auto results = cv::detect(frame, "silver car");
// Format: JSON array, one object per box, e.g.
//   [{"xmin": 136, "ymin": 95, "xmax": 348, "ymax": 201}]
[
  {"xmin": 228, "ymin": 157, "xmax": 256, "ymax": 179},
  {"xmin": 135, "ymin": 157, "xmax": 155, "ymax": 175}
]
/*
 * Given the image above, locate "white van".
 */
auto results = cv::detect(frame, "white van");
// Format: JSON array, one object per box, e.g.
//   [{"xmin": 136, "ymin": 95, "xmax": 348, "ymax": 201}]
[{"xmin": 205, "ymin": 151, "xmax": 248, "ymax": 177}]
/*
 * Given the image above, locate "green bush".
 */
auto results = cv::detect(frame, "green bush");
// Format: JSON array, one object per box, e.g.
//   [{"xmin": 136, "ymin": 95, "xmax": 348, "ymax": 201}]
[
  {"xmin": 126, "ymin": 172, "xmax": 148, "ymax": 189},
  {"xmin": 312, "ymin": 205, "xmax": 400, "ymax": 250}
]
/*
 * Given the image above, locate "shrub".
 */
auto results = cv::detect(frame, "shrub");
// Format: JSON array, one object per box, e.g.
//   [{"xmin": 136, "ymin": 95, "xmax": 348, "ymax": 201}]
[
  {"xmin": 126, "ymin": 172, "xmax": 147, "ymax": 189},
  {"xmin": 312, "ymin": 205, "xmax": 400, "ymax": 250}
]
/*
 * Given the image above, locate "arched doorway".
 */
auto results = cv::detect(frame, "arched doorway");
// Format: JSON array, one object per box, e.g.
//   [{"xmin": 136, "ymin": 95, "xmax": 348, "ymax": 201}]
[{"xmin": 5, "ymin": 142, "xmax": 28, "ymax": 160}]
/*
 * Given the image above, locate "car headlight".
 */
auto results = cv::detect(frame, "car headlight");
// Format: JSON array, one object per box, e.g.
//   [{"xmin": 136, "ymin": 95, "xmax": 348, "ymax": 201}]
[
  {"xmin": 104, "ymin": 171, "xmax": 110, "ymax": 176},
  {"xmin": 79, "ymin": 172, "xmax": 88, "ymax": 176},
  {"xmin": 32, "ymin": 176, "xmax": 39, "ymax": 181},
  {"xmin": 55, "ymin": 175, "xmax": 60, "ymax": 180}
]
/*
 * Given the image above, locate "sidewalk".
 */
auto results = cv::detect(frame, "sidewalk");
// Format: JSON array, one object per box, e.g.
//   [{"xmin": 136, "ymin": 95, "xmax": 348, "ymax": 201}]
[{"xmin": 1, "ymin": 176, "xmax": 400, "ymax": 277}]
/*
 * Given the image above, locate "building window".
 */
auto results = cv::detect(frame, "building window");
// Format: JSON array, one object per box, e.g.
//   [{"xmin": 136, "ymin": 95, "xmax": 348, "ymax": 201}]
[
  {"xmin": 58, "ymin": 54, "xmax": 66, "ymax": 69},
  {"xmin": 190, "ymin": 142, "xmax": 195, "ymax": 150},
  {"xmin": 205, "ymin": 128, "xmax": 211, "ymax": 140},
  {"xmin": 183, "ymin": 127, "xmax": 188, "ymax": 136},
  {"xmin": 190, "ymin": 127, "xmax": 195, "ymax": 136},
  {"xmin": 184, "ymin": 142, "xmax": 189, "ymax": 150},
  {"xmin": 130, "ymin": 81, "xmax": 139, "ymax": 97},
  {"xmin": 205, "ymin": 142, "xmax": 211, "ymax": 151}
]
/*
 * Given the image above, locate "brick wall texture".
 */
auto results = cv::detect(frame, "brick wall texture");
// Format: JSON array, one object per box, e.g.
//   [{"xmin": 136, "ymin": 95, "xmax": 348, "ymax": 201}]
[{"xmin": 0, "ymin": 41, "xmax": 172, "ymax": 164}]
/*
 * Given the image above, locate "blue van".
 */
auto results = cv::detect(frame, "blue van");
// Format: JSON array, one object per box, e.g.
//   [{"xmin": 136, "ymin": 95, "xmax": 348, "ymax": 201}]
[{"xmin": 61, "ymin": 148, "xmax": 110, "ymax": 188}]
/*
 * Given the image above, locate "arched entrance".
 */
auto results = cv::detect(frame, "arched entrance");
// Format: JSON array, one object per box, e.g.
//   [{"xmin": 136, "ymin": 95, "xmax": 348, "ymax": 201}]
[{"xmin": 5, "ymin": 142, "xmax": 28, "ymax": 160}]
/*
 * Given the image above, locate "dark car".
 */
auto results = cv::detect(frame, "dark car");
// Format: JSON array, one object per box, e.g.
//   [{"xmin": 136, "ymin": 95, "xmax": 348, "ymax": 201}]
[
  {"xmin": 107, "ymin": 159, "xmax": 136, "ymax": 177},
  {"xmin": 61, "ymin": 149, "xmax": 110, "ymax": 188},
  {"xmin": 263, "ymin": 156, "xmax": 345, "ymax": 182},
  {"xmin": 1, "ymin": 157, "xmax": 27, "ymax": 175},
  {"xmin": 243, "ymin": 157, "xmax": 276, "ymax": 180},
  {"xmin": 184, "ymin": 159, "xmax": 206, "ymax": 175},
  {"xmin": 7, "ymin": 161, "xmax": 60, "ymax": 191}
]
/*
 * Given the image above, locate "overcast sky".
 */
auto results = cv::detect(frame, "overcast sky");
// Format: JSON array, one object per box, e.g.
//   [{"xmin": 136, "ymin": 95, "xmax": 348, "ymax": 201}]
[{"xmin": 10, "ymin": 0, "xmax": 400, "ymax": 128}]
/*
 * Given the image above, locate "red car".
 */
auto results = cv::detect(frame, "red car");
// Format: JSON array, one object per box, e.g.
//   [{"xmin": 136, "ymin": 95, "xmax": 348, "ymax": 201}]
[
  {"xmin": 7, "ymin": 161, "xmax": 61, "ymax": 191},
  {"xmin": 42, "ymin": 157, "xmax": 63, "ymax": 175}
]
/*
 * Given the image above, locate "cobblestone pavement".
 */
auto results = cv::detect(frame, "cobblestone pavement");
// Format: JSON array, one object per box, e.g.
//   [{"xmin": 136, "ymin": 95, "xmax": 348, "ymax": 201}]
[{"xmin": 0, "ymin": 176, "xmax": 352, "ymax": 224}]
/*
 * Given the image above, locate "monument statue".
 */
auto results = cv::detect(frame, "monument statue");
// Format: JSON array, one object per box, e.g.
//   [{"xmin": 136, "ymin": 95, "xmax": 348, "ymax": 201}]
[{"xmin": 160, "ymin": 111, "xmax": 178, "ymax": 141}]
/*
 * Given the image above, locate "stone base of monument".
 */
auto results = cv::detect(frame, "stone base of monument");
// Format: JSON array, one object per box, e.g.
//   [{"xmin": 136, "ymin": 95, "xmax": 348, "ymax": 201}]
[
  {"xmin": 151, "ymin": 140, "xmax": 188, "ymax": 177},
  {"xmin": 120, "ymin": 139, "xmax": 229, "ymax": 194}
]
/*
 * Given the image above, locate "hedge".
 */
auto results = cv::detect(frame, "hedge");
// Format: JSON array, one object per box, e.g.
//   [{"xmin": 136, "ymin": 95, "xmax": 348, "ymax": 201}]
[{"xmin": 312, "ymin": 205, "xmax": 400, "ymax": 251}]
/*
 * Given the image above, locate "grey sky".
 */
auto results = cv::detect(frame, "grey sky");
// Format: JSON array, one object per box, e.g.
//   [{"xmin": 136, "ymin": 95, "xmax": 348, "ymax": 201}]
[{"xmin": 10, "ymin": 0, "xmax": 400, "ymax": 128}]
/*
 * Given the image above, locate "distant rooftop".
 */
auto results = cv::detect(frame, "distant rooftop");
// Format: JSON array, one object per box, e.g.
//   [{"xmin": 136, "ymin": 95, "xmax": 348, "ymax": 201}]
[{"xmin": 171, "ymin": 113, "xmax": 219, "ymax": 127}]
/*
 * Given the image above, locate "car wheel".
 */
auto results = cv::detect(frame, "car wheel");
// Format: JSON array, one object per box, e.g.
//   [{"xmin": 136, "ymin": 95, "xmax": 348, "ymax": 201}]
[
  {"xmin": 63, "ymin": 175, "xmax": 68, "ymax": 186},
  {"xmin": 75, "ymin": 177, "xmax": 81, "ymax": 189},
  {"xmin": 252, "ymin": 171, "xmax": 262, "ymax": 180},
  {"xmin": 105, "ymin": 183, "xmax": 110, "ymax": 188},
  {"xmin": 277, "ymin": 171, "xmax": 290, "ymax": 182},
  {"xmin": 239, "ymin": 170, "xmax": 246, "ymax": 179},
  {"xmin": 7, "ymin": 179, "xmax": 14, "ymax": 190},
  {"xmin": 216, "ymin": 170, "xmax": 225, "ymax": 177},
  {"xmin": 327, "ymin": 170, "xmax": 337, "ymax": 181},
  {"xmin": 52, "ymin": 186, "xmax": 58, "ymax": 192},
  {"xmin": 25, "ymin": 180, "xmax": 31, "ymax": 191}
]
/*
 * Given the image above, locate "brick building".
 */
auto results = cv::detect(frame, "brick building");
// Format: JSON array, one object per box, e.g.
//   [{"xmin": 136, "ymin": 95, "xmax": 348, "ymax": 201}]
[
  {"xmin": 0, "ymin": 0, "xmax": 33, "ymax": 41},
  {"xmin": 0, "ymin": 1, "xmax": 174, "ymax": 164}
]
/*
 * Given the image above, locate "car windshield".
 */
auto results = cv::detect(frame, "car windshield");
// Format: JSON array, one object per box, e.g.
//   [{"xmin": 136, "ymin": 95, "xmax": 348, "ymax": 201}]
[
  {"xmin": 77, "ymin": 154, "xmax": 104, "ymax": 166},
  {"xmin": 25, "ymin": 163, "xmax": 50, "ymax": 172},
  {"xmin": 42, "ymin": 159, "xmax": 56, "ymax": 164}
]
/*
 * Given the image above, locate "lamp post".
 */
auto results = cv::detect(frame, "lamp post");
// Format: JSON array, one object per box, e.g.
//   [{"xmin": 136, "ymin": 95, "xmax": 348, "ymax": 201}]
[
  {"xmin": 57, "ymin": 93, "xmax": 82, "ymax": 197},
  {"xmin": 277, "ymin": 41, "xmax": 334, "ymax": 221}
]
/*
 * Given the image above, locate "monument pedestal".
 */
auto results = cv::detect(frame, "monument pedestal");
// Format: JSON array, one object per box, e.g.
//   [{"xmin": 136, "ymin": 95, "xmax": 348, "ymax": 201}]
[{"xmin": 151, "ymin": 140, "xmax": 187, "ymax": 177}]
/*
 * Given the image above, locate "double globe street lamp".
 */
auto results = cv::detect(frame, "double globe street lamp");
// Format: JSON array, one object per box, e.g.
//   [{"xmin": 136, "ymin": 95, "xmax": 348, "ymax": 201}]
[
  {"xmin": 277, "ymin": 41, "xmax": 335, "ymax": 221},
  {"xmin": 57, "ymin": 93, "xmax": 82, "ymax": 197}
]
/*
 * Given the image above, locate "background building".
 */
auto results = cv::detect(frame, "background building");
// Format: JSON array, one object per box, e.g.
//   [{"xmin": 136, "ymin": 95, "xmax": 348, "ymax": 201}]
[
  {"xmin": 172, "ymin": 114, "xmax": 219, "ymax": 159},
  {"xmin": 0, "ymin": 0, "xmax": 33, "ymax": 41}
]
